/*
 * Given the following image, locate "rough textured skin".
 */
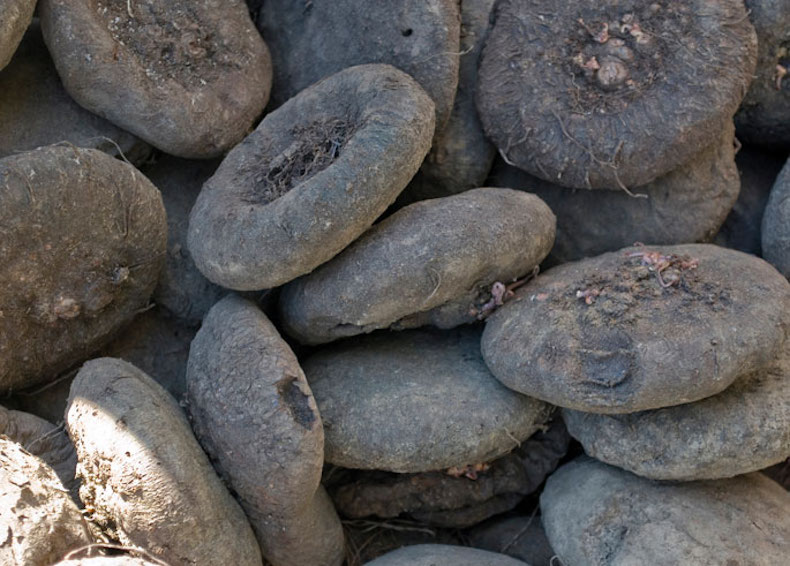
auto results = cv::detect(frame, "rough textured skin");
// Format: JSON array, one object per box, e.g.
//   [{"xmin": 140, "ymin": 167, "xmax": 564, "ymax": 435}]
[
  {"xmin": 402, "ymin": 0, "xmax": 496, "ymax": 201},
  {"xmin": 0, "ymin": 437, "xmax": 92, "ymax": 565},
  {"xmin": 0, "ymin": 0, "xmax": 35, "ymax": 70},
  {"xmin": 714, "ymin": 145, "xmax": 787, "ymax": 255},
  {"xmin": 470, "ymin": 516, "xmax": 556, "ymax": 566},
  {"xmin": 563, "ymin": 340, "xmax": 790, "ymax": 480},
  {"xmin": 364, "ymin": 544, "xmax": 528, "ymax": 566},
  {"xmin": 735, "ymin": 0, "xmax": 790, "ymax": 147},
  {"xmin": 39, "ymin": 0, "xmax": 271, "ymax": 158},
  {"xmin": 478, "ymin": 0, "xmax": 757, "ymax": 189},
  {"xmin": 489, "ymin": 124, "xmax": 739, "ymax": 263},
  {"xmin": 145, "ymin": 155, "xmax": 226, "ymax": 326},
  {"xmin": 258, "ymin": 0, "xmax": 459, "ymax": 137},
  {"xmin": 482, "ymin": 244, "xmax": 790, "ymax": 413},
  {"xmin": 763, "ymin": 157, "xmax": 790, "ymax": 277},
  {"xmin": 329, "ymin": 418, "xmax": 569, "ymax": 528},
  {"xmin": 100, "ymin": 309, "xmax": 196, "ymax": 402},
  {"xmin": 0, "ymin": 22, "xmax": 150, "ymax": 164},
  {"xmin": 0, "ymin": 405, "xmax": 78, "ymax": 498},
  {"xmin": 189, "ymin": 64, "xmax": 435, "ymax": 291},
  {"xmin": 187, "ymin": 296, "xmax": 344, "ymax": 566},
  {"xmin": 280, "ymin": 188, "xmax": 556, "ymax": 344},
  {"xmin": 304, "ymin": 328, "xmax": 553, "ymax": 473},
  {"xmin": 55, "ymin": 558, "xmax": 161, "ymax": 566},
  {"xmin": 541, "ymin": 458, "xmax": 790, "ymax": 566},
  {"xmin": 0, "ymin": 146, "xmax": 166, "ymax": 394},
  {"xmin": 66, "ymin": 358, "xmax": 262, "ymax": 566}
]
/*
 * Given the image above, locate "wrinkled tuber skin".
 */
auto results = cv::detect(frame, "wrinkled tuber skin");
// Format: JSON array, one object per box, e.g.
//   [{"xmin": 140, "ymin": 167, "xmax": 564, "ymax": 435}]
[
  {"xmin": 541, "ymin": 458, "xmax": 790, "ymax": 566},
  {"xmin": 477, "ymin": 0, "xmax": 757, "ymax": 189},
  {"xmin": 187, "ymin": 296, "xmax": 344, "ymax": 566},
  {"xmin": 489, "ymin": 123, "xmax": 739, "ymax": 263},
  {"xmin": 257, "ymin": 0, "xmax": 459, "ymax": 137},
  {"xmin": 763, "ymin": 157, "xmax": 790, "ymax": 278},
  {"xmin": 0, "ymin": 405, "xmax": 78, "ymax": 498},
  {"xmin": 0, "ymin": 0, "xmax": 36, "ymax": 70},
  {"xmin": 0, "ymin": 22, "xmax": 150, "ymax": 164},
  {"xmin": 0, "ymin": 146, "xmax": 166, "ymax": 393},
  {"xmin": 563, "ymin": 339, "xmax": 790, "ymax": 481},
  {"xmin": 304, "ymin": 328, "xmax": 554, "ymax": 473},
  {"xmin": 144, "ymin": 155, "xmax": 226, "ymax": 326},
  {"xmin": 39, "ymin": 0, "xmax": 272, "ymax": 158},
  {"xmin": 280, "ymin": 188, "xmax": 556, "ymax": 345},
  {"xmin": 329, "ymin": 418, "xmax": 569, "ymax": 528},
  {"xmin": 735, "ymin": 0, "xmax": 790, "ymax": 148},
  {"xmin": 364, "ymin": 544, "xmax": 529, "ymax": 566},
  {"xmin": 482, "ymin": 244, "xmax": 790, "ymax": 413},
  {"xmin": 402, "ymin": 0, "xmax": 497, "ymax": 201},
  {"xmin": 188, "ymin": 64, "xmax": 436, "ymax": 291},
  {"xmin": 0, "ymin": 436, "xmax": 92, "ymax": 566},
  {"xmin": 66, "ymin": 358, "xmax": 263, "ymax": 566}
]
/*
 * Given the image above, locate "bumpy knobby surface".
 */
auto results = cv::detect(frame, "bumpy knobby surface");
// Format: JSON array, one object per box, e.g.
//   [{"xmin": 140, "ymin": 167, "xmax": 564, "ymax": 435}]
[
  {"xmin": 0, "ymin": 0, "xmax": 35, "ymax": 69},
  {"xmin": 145, "ymin": 155, "xmax": 226, "ymax": 325},
  {"xmin": 403, "ymin": 0, "xmax": 496, "ymax": 201},
  {"xmin": 470, "ymin": 516, "xmax": 556, "ymax": 566},
  {"xmin": 39, "ymin": 0, "xmax": 271, "ymax": 158},
  {"xmin": 714, "ymin": 145, "xmax": 786, "ymax": 255},
  {"xmin": 478, "ymin": 0, "xmax": 757, "ymax": 189},
  {"xmin": 564, "ymin": 340, "xmax": 790, "ymax": 480},
  {"xmin": 0, "ymin": 146, "xmax": 166, "ymax": 393},
  {"xmin": 482, "ymin": 244, "xmax": 790, "ymax": 413},
  {"xmin": 258, "ymin": 0, "xmax": 459, "ymax": 136},
  {"xmin": 329, "ymin": 418, "xmax": 569, "ymax": 528},
  {"xmin": 0, "ymin": 405, "xmax": 78, "ymax": 498},
  {"xmin": 541, "ymin": 458, "xmax": 790, "ymax": 566},
  {"xmin": 0, "ymin": 23, "xmax": 149, "ymax": 163},
  {"xmin": 187, "ymin": 296, "xmax": 344, "ymax": 566},
  {"xmin": 280, "ymin": 188, "xmax": 555, "ymax": 344},
  {"xmin": 0, "ymin": 437, "xmax": 92, "ymax": 566},
  {"xmin": 189, "ymin": 64, "xmax": 435, "ymax": 290},
  {"xmin": 763, "ymin": 157, "xmax": 790, "ymax": 278},
  {"xmin": 490, "ymin": 123, "xmax": 739, "ymax": 263},
  {"xmin": 735, "ymin": 0, "xmax": 790, "ymax": 147},
  {"xmin": 66, "ymin": 358, "xmax": 262, "ymax": 566},
  {"xmin": 364, "ymin": 544, "xmax": 528, "ymax": 566},
  {"xmin": 304, "ymin": 328, "xmax": 553, "ymax": 473}
]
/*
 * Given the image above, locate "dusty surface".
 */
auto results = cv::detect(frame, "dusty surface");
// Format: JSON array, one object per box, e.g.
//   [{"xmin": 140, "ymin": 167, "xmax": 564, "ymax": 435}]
[
  {"xmin": 39, "ymin": 0, "xmax": 271, "ymax": 157},
  {"xmin": 66, "ymin": 358, "xmax": 262, "ymax": 566},
  {"xmin": 470, "ymin": 515, "xmax": 556, "ymax": 566},
  {"xmin": 564, "ymin": 340, "xmax": 790, "ymax": 480},
  {"xmin": 482, "ymin": 244, "xmax": 790, "ymax": 413},
  {"xmin": 364, "ymin": 544, "xmax": 528, "ymax": 566},
  {"xmin": 0, "ymin": 22, "xmax": 149, "ymax": 164},
  {"xmin": 490, "ymin": 123, "xmax": 739, "ymax": 262},
  {"xmin": 189, "ymin": 64, "xmax": 435, "ymax": 290},
  {"xmin": 0, "ymin": 146, "xmax": 166, "ymax": 394},
  {"xmin": 304, "ymin": 328, "xmax": 553, "ymax": 473},
  {"xmin": 478, "ymin": 0, "xmax": 757, "ymax": 189},
  {"xmin": 187, "ymin": 296, "xmax": 344, "ymax": 566},
  {"xmin": 0, "ymin": 436, "xmax": 92, "ymax": 565},
  {"xmin": 281, "ymin": 188, "xmax": 555, "ymax": 344},
  {"xmin": 328, "ymin": 418, "xmax": 569, "ymax": 528},
  {"xmin": 258, "ymin": 0, "xmax": 459, "ymax": 138},
  {"xmin": 541, "ymin": 458, "xmax": 790, "ymax": 565}
]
